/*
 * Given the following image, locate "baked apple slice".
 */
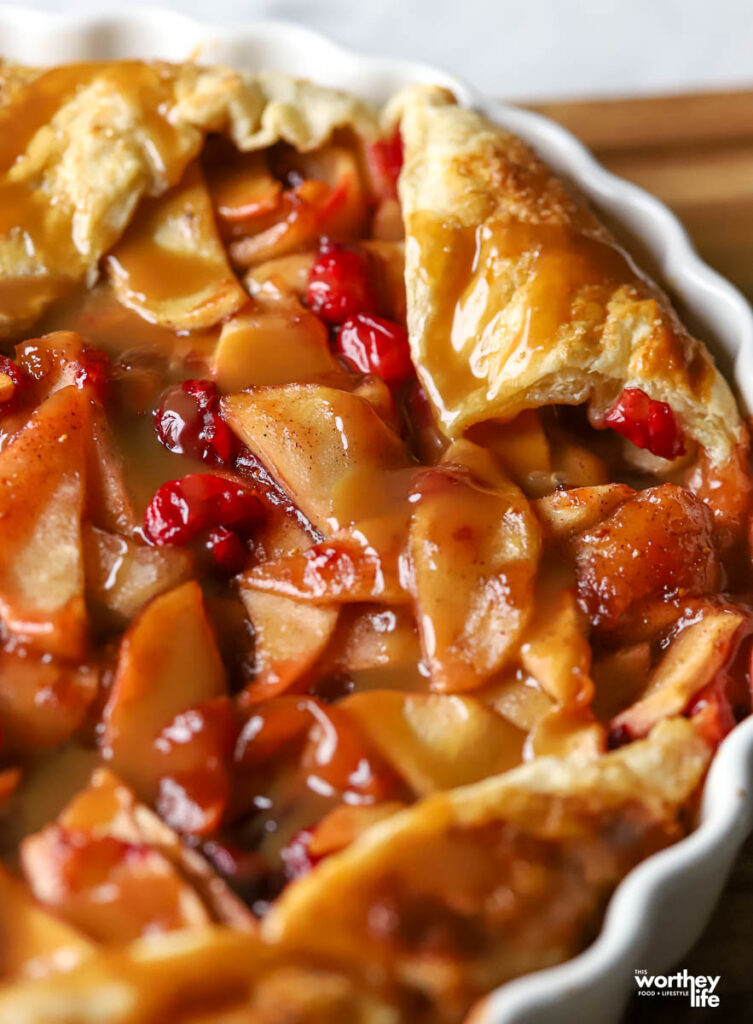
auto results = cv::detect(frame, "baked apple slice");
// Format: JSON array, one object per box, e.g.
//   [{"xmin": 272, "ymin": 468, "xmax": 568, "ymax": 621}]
[
  {"xmin": 610, "ymin": 607, "xmax": 748, "ymax": 739},
  {"xmin": 107, "ymin": 162, "xmax": 247, "ymax": 331},
  {"xmin": 213, "ymin": 295, "xmax": 347, "ymax": 393},
  {"xmin": 519, "ymin": 588, "xmax": 593, "ymax": 709},
  {"xmin": 0, "ymin": 864, "xmax": 94, "ymax": 981},
  {"xmin": 343, "ymin": 691, "xmax": 525, "ymax": 795},
  {"xmin": 0, "ymin": 386, "xmax": 90, "ymax": 659},
  {"xmin": 314, "ymin": 604, "xmax": 425, "ymax": 694},
  {"xmin": 241, "ymin": 511, "xmax": 410, "ymax": 606},
  {"xmin": 83, "ymin": 524, "xmax": 192, "ymax": 624},
  {"xmin": 0, "ymin": 652, "xmax": 97, "ymax": 752},
  {"xmin": 222, "ymin": 384, "xmax": 410, "ymax": 534},
  {"xmin": 239, "ymin": 514, "xmax": 340, "ymax": 703},
  {"xmin": 228, "ymin": 146, "xmax": 368, "ymax": 267},
  {"xmin": 408, "ymin": 441, "xmax": 541, "ymax": 691},
  {"xmin": 101, "ymin": 581, "xmax": 227, "ymax": 800},
  {"xmin": 15, "ymin": 332, "xmax": 135, "ymax": 534},
  {"xmin": 205, "ymin": 144, "xmax": 282, "ymax": 224},
  {"xmin": 54, "ymin": 768, "xmax": 253, "ymax": 930},
  {"xmin": 526, "ymin": 706, "xmax": 606, "ymax": 758},
  {"xmin": 21, "ymin": 824, "xmax": 212, "ymax": 944},
  {"xmin": 239, "ymin": 588, "xmax": 339, "ymax": 703},
  {"xmin": 534, "ymin": 483, "xmax": 634, "ymax": 541}
]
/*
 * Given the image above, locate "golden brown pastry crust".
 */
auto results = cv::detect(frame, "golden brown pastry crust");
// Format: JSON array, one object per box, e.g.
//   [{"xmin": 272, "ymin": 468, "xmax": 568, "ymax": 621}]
[
  {"xmin": 394, "ymin": 86, "xmax": 742, "ymax": 466},
  {"xmin": 263, "ymin": 719, "xmax": 709, "ymax": 1009},
  {"xmin": 0, "ymin": 722, "xmax": 707, "ymax": 1023},
  {"xmin": 0, "ymin": 61, "xmax": 378, "ymax": 337}
]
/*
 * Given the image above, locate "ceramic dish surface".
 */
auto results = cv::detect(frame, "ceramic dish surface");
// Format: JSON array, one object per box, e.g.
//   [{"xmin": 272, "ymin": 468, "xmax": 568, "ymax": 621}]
[{"xmin": 1, "ymin": 6, "xmax": 752, "ymax": 1022}]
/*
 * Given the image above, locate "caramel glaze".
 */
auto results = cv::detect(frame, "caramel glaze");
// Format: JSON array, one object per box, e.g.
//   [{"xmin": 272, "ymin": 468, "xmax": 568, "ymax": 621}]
[
  {"xmin": 0, "ymin": 80, "xmax": 749, "ymax": 987},
  {"xmin": 106, "ymin": 163, "xmax": 244, "ymax": 318},
  {"xmin": 0, "ymin": 62, "xmax": 195, "ymax": 299},
  {"xmin": 410, "ymin": 212, "xmax": 645, "ymax": 429}
]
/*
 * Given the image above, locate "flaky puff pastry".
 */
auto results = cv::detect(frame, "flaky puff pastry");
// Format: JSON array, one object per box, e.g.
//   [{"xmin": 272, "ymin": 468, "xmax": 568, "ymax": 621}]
[
  {"xmin": 0, "ymin": 62, "xmax": 378, "ymax": 337},
  {"xmin": 393, "ymin": 86, "xmax": 741, "ymax": 466}
]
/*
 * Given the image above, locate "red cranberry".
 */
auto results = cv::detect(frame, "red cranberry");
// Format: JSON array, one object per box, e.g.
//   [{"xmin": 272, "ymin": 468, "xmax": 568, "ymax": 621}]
[
  {"xmin": 336, "ymin": 313, "xmax": 413, "ymax": 387},
  {"xmin": 154, "ymin": 379, "xmax": 236, "ymax": 466},
  {"xmin": 306, "ymin": 240, "xmax": 377, "ymax": 326},
  {"xmin": 603, "ymin": 387, "xmax": 685, "ymax": 460},
  {"xmin": 143, "ymin": 474, "xmax": 264, "ymax": 547},
  {"xmin": 205, "ymin": 526, "xmax": 249, "ymax": 574},
  {"xmin": 366, "ymin": 127, "xmax": 404, "ymax": 199}
]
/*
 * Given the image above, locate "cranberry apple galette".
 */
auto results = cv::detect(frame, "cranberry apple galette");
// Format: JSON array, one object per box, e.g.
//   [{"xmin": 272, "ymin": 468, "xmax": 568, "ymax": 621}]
[{"xmin": 0, "ymin": 61, "xmax": 749, "ymax": 1023}]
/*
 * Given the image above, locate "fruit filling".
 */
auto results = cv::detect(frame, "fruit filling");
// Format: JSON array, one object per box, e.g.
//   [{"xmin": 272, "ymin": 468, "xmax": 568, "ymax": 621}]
[{"xmin": 0, "ymin": 60, "xmax": 749, "ymax": 1023}]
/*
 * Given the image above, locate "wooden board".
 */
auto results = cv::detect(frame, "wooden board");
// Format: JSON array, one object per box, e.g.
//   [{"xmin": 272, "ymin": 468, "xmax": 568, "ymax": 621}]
[
  {"xmin": 528, "ymin": 88, "xmax": 753, "ymax": 1021},
  {"xmin": 529, "ymin": 89, "xmax": 753, "ymax": 300}
]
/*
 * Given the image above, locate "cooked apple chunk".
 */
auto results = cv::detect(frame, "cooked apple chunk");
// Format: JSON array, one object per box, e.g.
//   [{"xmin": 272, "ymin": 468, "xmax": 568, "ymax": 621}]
[
  {"xmin": 83, "ymin": 524, "xmax": 192, "ymax": 624},
  {"xmin": 53, "ymin": 768, "xmax": 253, "ymax": 930},
  {"xmin": 534, "ymin": 483, "xmax": 634, "ymax": 541},
  {"xmin": 21, "ymin": 824, "xmax": 212, "ymax": 944},
  {"xmin": 526, "ymin": 706, "xmax": 606, "ymax": 758},
  {"xmin": 408, "ymin": 442, "xmax": 541, "ymax": 691},
  {"xmin": 519, "ymin": 588, "xmax": 594, "ymax": 709},
  {"xmin": 343, "ymin": 691, "xmax": 525, "ymax": 794},
  {"xmin": 611, "ymin": 607, "xmax": 748, "ymax": 739},
  {"xmin": 227, "ymin": 146, "xmax": 369, "ymax": 267},
  {"xmin": 240, "ymin": 514, "xmax": 340, "ymax": 702},
  {"xmin": 0, "ymin": 864, "xmax": 94, "ymax": 982},
  {"xmin": 0, "ymin": 652, "xmax": 97, "ymax": 752},
  {"xmin": 213, "ymin": 296, "xmax": 347, "ymax": 392},
  {"xmin": 315, "ymin": 604, "xmax": 426, "ymax": 694},
  {"xmin": 223, "ymin": 385, "xmax": 410, "ymax": 534},
  {"xmin": 101, "ymin": 581, "xmax": 227, "ymax": 800},
  {"xmin": 573, "ymin": 484, "xmax": 720, "ymax": 632},
  {"xmin": 205, "ymin": 145, "xmax": 282, "ymax": 225},
  {"xmin": 107, "ymin": 162, "xmax": 247, "ymax": 331},
  {"xmin": 239, "ymin": 588, "xmax": 339, "ymax": 703},
  {"xmin": 241, "ymin": 512, "xmax": 410, "ymax": 607},
  {"xmin": 0, "ymin": 386, "xmax": 90, "ymax": 659}
]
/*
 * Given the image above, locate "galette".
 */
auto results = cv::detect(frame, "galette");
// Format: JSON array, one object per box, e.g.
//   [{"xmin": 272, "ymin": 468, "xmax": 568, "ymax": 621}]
[{"xmin": 0, "ymin": 60, "xmax": 749, "ymax": 1024}]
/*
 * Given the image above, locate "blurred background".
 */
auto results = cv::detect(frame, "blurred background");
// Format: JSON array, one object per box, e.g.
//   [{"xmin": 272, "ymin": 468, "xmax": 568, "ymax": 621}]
[{"xmin": 16, "ymin": 0, "xmax": 753, "ymax": 99}]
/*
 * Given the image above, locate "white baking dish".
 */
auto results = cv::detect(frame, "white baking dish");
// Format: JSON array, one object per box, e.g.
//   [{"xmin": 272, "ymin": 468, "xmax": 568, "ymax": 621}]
[{"xmin": 1, "ymin": 6, "xmax": 752, "ymax": 1022}]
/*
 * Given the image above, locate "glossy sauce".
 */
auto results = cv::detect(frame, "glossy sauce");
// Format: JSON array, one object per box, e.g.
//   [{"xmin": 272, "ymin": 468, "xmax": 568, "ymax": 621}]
[
  {"xmin": 410, "ymin": 212, "xmax": 641, "ymax": 431},
  {"xmin": 106, "ymin": 163, "xmax": 242, "ymax": 315},
  {"xmin": 0, "ymin": 62, "xmax": 199, "ymax": 324},
  {"xmin": 0, "ymin": 64, "xmax": 750, "ymax": 990}
]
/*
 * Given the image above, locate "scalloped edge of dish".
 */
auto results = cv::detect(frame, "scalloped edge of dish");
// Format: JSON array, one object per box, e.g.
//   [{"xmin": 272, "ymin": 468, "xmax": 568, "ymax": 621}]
[{"xmin": 0, "ymin": 6, "xmax": 752, "ymax": 1022}]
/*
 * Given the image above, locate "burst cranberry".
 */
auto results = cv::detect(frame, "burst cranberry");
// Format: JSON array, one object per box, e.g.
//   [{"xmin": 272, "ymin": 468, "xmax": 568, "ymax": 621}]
[
  {"xmin": 336, "ymin": 313, "xmax": 413, "ymax": 387},
  {"xmin": 143, "ymin": 474, "xmax": 264, "ymax": 547},
  {"xmin": 603, "ymin": 387, "xmax": 685, "ymax": 460},
  {"xmin": 74, "ymin": 348, "xmax": 109, "ymax": 401},
  {"xmin": 154, "ymin": 379, "xmax": 235, "ymax": 466},
  {"xmin": 306, "ymin": 240, "xmax": 377, "ymax": 325},
  {"xmin": 205, "ymin": 526, "xmax": 248, "ymax": 574},
  {"xmin": 366, "ymin": 127, "xmax": 404, "ymax": 199}
]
